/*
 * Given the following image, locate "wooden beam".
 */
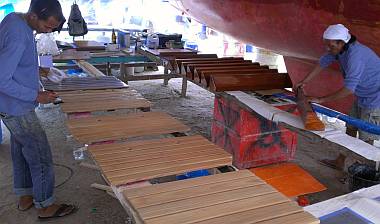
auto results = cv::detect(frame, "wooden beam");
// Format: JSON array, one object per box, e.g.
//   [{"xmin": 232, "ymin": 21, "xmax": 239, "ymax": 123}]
[
  {"xmin": 210, "ymin": 73, "xmax": 292, "ymax": 92},
  {"xmin": 201, "ymin": 69, "xmax": 278, "ymax": 87},
  {"xmin": 296, "ymin": 88, "xmax": 325, "ymax": 131}
]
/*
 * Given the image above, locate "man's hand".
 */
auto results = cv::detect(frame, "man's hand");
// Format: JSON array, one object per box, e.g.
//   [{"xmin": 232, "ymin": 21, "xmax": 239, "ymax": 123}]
[{"xmin": 36, "ymin": 91, "xmax": 58, "ymax": 104}]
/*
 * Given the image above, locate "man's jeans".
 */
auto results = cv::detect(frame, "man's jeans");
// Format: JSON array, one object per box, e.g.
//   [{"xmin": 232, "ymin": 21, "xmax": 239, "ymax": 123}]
[{"xmin": 0, "ymin": 110, "xmax": 55, "ymax": 208}]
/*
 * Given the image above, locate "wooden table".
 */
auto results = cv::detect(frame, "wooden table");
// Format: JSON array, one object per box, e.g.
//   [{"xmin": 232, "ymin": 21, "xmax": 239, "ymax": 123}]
[
  {"xmin": 121, "ymin": 170, "xmax": 319, "ymax": 224},
  {"xmin": 88, "ymin": 135, "xmax": 232, "ymax": 186},
  {"xmin": 58, "ymin": 89, "xmax": 151, "ymax": 114},
  {"xmin": 66, "ymin": 112, "xmax": 190, "ymax": 144},
  {"xmin": 42, "ymin": 76, "xmax": 128, "ymax": 91}
]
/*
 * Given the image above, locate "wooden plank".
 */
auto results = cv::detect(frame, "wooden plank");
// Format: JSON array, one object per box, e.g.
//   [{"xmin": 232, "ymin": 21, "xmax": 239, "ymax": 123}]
[
  {"xmin": 89, "ymin": 135, "xmax": 206, "ymax": 155},
  {"xmin": 67, "ymin": 112, "xmax": 190, "ymax": 144},
  {"xmin": 42, "ymin": 76, "xmax": 127, "ymax": 91},
  {"xmin": 296, "ymin": 88, "xmax": 325, "ymax": 131},
  {"xmin": 74, "ymin": 40, "xmax": 106, "ymax": 51},
  {"xmin": 143, "ymin": 192, "xmax": 289, "ymax": 224},
  {"xmin": 187, "ymin": 62, "xmax": 257, "ymax": 80},
  {"xmin": 138, "ymin": 184, "xmax": 275, "ymax": 219},
  {"xmin": 201, "ymin": 69, "xmax": 278, "ymax": 87},
  {"xmin": 191, "ymin": 64, "xmax": 268, "ymax": 81},
  {"xmin": 176, "ymin": 57, "xmax": 236, "ymax": 73},
  {"xmin": 131, "ymin": 178, "xmax": 270, "ymax": 209},
  {"xmin": 109, "ymin": 158, "xmax": 232, "ymax": 186},
  {"xmin": 124, "ymin": 170, "xmax": 256, "ymax": 199},
  {"xmin": 53, "ymin": 50, "xmax": 91, "ymax": 62},
  {"xmin": 179, "ymin": 58, "xmax": 245, "ymax": 74},
  {"xmin": 59, "ymin": 89, "xmax": 151, "ymax": 113},
  {"xmin": 76, "ymin": 60, "xmax": 105, "ymax": 77},
  {"xmin": 256, "ymin": 212, "xmax": 320, "ymax": 224},
  {"xmin": 146, "ymin": 48, "xmax": 197, "ymax": 57},
  {"xmin": 194, "ymin": 202, "xmax": 304, "ymax": 224},
  {"xmin": 210, "ymin": 73, "xmax": 293, "ymax": 92}
]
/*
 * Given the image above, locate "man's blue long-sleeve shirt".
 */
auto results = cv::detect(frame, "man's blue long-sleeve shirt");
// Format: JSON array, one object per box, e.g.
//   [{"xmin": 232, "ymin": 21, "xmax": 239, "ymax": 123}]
[
  {"xmin": 0, "ymin": 13, "xmax": 39, "ymax": 116},
  {"xmin": 320, "ymin": 41, "xmax": 380, "ymax": 109}
]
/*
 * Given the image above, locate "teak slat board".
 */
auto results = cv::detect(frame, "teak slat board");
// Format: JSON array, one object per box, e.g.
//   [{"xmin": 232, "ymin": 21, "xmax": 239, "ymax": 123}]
[
  {"xmin": 74, "ymin": 40, "xmax": 106, "ymax": 51},
  {"xmin": 53, "ymin": 50, "xmax": 91, "ymax": 62},
  {"xmin": 210, "ymin": 73, "xmax": 293, "ymax": 92},
  {"xmin": 66, "ymin": 112, "xmax": 190, "ymax": 144},
  {"xmin": 58, "ymin": 89, "xmax": 151, "ymax": 113},
  {"xmin": 296, "ymin": 88, "xmax": 325, "ymax": 131},
  {"xmin": 201, "ymin": 69, "xmax": 278, "ymax": 87},
  {"xmin": 145, "ymin": 48, "xmax": 197, "ymax": 57},
  {"xmin": 122, "ymin": 170, "xmax": 319, "ymax": 224},
  {"xmin": 89, "ymin": 135, "xmax": 232, "ymax": 186},
  {"xmin": 42, "ymin": 76, "xmax": 128, "ymax": 91}
]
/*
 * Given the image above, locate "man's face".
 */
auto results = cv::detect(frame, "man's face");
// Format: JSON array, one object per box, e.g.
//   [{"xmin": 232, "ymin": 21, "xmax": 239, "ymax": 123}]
[
  {"xmin": 323, "ymin": 39, "xmax": 345, "ymax": 55},
  {"xmin": 29, "ymin": 13, "xmax": 61, "ymax": 33}
]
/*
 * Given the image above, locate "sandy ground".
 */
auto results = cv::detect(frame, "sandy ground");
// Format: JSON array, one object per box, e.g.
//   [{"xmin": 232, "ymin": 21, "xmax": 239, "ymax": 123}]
[{"xmin": 0, "ymin": 77, "xmax": 364, "ymax": 224}]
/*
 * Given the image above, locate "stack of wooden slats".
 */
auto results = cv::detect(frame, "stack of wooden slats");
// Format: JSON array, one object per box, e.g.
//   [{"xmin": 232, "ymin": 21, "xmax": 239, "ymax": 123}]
[
  {"xmin": 175, "ymin": 57, "xmax": 293, "ymax": 92},
  {"xmin": 42, "ymin": 76, "xmax": 128, "ymax": 91}
]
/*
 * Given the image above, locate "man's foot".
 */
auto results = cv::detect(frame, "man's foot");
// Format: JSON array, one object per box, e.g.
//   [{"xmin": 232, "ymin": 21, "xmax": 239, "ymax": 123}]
[
  {"xmin": 17, "ymin": 195, "xmax": 33, "ymax": 211},
  {"xmin": 38, "ymin": 203, "xmax": 77, "ymax": 220}
]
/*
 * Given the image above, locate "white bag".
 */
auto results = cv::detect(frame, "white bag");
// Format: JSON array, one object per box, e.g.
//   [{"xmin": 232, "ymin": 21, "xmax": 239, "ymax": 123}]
[
  {"xmin": 36, "ymin": 33, "xmax": 60, "ymax": 56},
  {"xmin": 47, "ymin": 67, "xmax": 68, "ymax": 83}
]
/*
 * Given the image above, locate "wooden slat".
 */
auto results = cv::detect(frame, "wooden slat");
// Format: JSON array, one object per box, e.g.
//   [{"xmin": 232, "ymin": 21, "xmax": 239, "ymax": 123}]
[
  {"xmin": 191, "ymin": 64, "xmax": 267, "ymax": 81},
  {"xmin": 296, "ymin": 88, "xmax": 325, "ymax": 131},
  {"xmin": 53, "ymin": 50, "xmax": 90, "ymax": 62},
  {"xmin": 256, "ymin": 211, "xmax": 320, "ymax": 224},
  {"xmin": 67, "ymin": 112, "xmax": 190, "ymax": 144},
  {"xmin": 210, "ymin": 73, "xmax": 292, "ymax": 92},
  {"xmin": 201, "ymin": 69, "xmax": 278, "ymax": 87},
  {"xmin": 131, "ymin": 177, "xmax": 269, "ymax": 209},
  {"xmin": 144, "ymin": 192, "xmax": 289, "ymax": 224},
  {"xmin": 179, "ymin": 58, "xmax": 245, "ymax": 74},
  {"xmin": 74, "ymin": 40, "xmax": 106, "ymax": 51},
  {"xmin": 59, "ymin": 89, "xmax": 151, "ymax": 113},
  {"xmin": 42, "ymin": 76, "xmax": 127, "ymax": 91},
  {"xmin": 194, "ymin": 202, "xmax": 303, "ymax": 224},
  {"xmin": 124, "ymin": 169, "xmax": 255, "ymax": 199},
  {"xmin": 76, "ymin": 60, "xmax": 105, "ymax": 77},
  {"xmin": 109, "ymin": 158, "xmax": 232, "ymax": 186},
  {"xmin": 176, "ymin": 57, "xmax": 238, "ymax": 73}
]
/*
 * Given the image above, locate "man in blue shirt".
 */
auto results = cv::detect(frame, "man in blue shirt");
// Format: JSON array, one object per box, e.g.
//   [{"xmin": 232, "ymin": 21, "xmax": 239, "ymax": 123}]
[
  {"xmin": 0, "ymin": 0, "xmax": 76, "ymax": 220},
  {"xmin": 296, "ymin": 24, "xmax": 380, "ymax": 170}
]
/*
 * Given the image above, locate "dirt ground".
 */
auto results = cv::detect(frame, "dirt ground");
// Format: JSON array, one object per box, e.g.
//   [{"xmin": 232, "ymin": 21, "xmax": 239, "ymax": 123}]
[{"xmin": 0, "ymin": 77, "xmax": 364, "ymax": 224}]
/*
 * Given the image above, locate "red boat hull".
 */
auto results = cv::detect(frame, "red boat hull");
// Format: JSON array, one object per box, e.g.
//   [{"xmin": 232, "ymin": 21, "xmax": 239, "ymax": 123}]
[{"xmin": 176, "ymin": 0, "xmax": 380, "ymax": 113}]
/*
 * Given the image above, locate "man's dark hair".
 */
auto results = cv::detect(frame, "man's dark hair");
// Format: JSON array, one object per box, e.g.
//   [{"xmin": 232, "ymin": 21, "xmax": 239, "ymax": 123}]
[{"xmin": 29, "ymin": 0, "xmax": 66, "ymax": 32}]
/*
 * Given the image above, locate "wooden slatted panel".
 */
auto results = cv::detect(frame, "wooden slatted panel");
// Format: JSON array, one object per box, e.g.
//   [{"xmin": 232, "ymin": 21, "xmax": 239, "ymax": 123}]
[
  {"xmin": 201, "ymin": 69, "xmax": 278, "ymax": 87},
  {"xmin": 187, "ymin": 63, "xmax": 260, "ymax": 80},
  {"xmin": 146, "ymin": 48, "xmax": 197, "ymax": 57},
  {"xmin": 42, "ymin": 76, "xmax": 127, "ymax": 91},
  {"xmin": 122, "ymin": 170, "xmax": 319, "ymax": 224},
  {"xmin": 88, "ymin": 135, "xmax": 232, "ymax": 186},
  {"xmin": 210, "ymin": 73, "xmax": 293, "ymax": 92},
  {"xmin": 58, "ymin": 89, "xmax": 151, "ymax": 113},
  {"xmin": 67, "ymin": 112, "xmax": 190, "ymax": 144}
]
